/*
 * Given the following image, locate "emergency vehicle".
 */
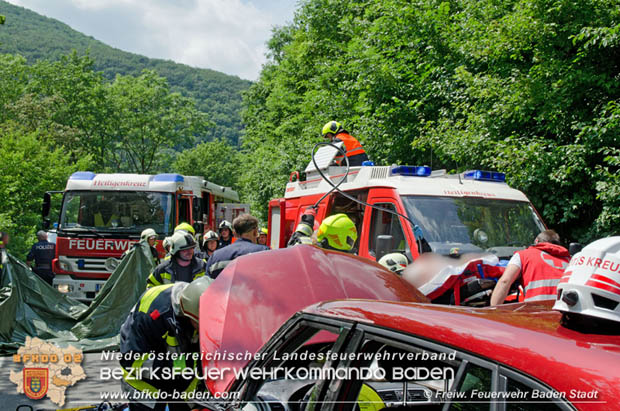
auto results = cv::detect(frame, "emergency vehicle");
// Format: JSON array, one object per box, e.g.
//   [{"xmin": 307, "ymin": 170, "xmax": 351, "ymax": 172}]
[
  {"xmin": 268, "ymin": 164, "xmax": 546, "ymax": 262},
  {"xmin": 42, "ymin": 172, "xmax": 245, "ymax": 301}
]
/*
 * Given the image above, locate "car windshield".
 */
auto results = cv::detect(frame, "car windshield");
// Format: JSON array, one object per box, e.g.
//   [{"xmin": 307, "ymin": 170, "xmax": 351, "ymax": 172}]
[
  {"xmin": 401, "ymin": 195, "xmax": 545, "ymax": 257},
  {"xmin": 59, "ymin": 190, "xmax": 174, "ymax": 235}
]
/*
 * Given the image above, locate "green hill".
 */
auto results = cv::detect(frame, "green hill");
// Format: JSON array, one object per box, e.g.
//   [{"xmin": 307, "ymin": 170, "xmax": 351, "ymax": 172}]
[{"xmin": 0, "ymin": 0, "xmax": 251, "ymax": 144}]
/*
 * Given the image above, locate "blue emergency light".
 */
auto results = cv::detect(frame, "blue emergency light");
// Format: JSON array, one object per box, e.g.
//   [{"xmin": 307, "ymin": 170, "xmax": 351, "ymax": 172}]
[
  {"xmin": 391, "ymin": 166, "xmax": 432, "ymax": 177},
  {"xmin": 70, "ymin": 171, "xmax": 96, "ymax": 180},
  {"xmin": 463, "ymin": 170, "xmax": 506, "ymax": 182},
  {"xmin": 153, "ymin": 173, "xmax": 184, "ymax": 183}
]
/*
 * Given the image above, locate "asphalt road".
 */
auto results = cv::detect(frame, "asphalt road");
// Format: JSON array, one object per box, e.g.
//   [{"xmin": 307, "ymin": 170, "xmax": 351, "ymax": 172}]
[{"xmin": 0, "ymin": 353, "xmax": 125, "ymax": 411}]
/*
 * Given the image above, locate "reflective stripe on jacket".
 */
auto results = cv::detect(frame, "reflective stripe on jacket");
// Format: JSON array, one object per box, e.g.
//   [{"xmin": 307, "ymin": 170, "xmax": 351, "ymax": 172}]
[
  {"xmin": 146, "ymin": 256, "xmax": 205, "ymax": 288},
  {"xmin": 518, "ymin": 243, "xmax": 570, "ymax": 302},
  {"xmin": 333, "ymin": 132, "xmax": 369, "ymax": 166}
]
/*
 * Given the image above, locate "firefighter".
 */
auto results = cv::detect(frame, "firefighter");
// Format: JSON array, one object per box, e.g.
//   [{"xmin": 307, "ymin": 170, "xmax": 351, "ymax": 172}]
[
  {"xmin": 120, "ymin": 276, "xmax": 213, "ymax": 410},
  {"xmin": 287, "ymin": 207, "xmax": 317, "ymax": 247},
  {"xmin": 378, "ymin": 253, "xmax": 409, "ymax": 275},
  {"xmin": 316, "ymin": 213, "xmax": 358, "ymax": 253},
  {"xmin": 202, "ymin": 230, "xmax": 219, "ymax": 260},
  {"xmin": 174, "ymin": 222, "xmax": 195, "ymax": 235},
  {"xmin": 553, "ymin": 236, "xmax": 620, "ymax": 329},
  {"xmin": 206, "ymin": 214, "xmax": 270, "ymax": 279},
  {"xmin": 491, "ymin": 230, "xmax": 570, "ymax": 305},
  {"xmin": 258, "ymin": 228, "xmax": 269, "ymax": 246},
  {"xmin": 26, "ymin": 230, "xmax": 56, "ymax": 285},
  {"xmin": 322, "ymin": 121, "xmax": 369, "ymax": 167},
  {"xmin": 218, "ymin": 220, "xmax": 234, "ymax": 248},
  {"xmin": 146, "ymin": 231, "xmax": 206, "ymax": 288},
  {"xmin": 122, "ymin": 228, "xmax": 160, "ymax": 266}
]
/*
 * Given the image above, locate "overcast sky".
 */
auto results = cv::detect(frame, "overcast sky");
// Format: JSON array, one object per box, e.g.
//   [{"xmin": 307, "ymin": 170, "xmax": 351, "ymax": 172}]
[{"xmin": 5, "ymin": 0, "xmax": 298, "ymax": 80}]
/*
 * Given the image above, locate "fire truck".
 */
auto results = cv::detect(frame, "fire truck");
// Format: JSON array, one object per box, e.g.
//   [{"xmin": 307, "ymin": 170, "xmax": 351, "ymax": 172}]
[
  {"xmin": 42, "ymin": 172, "xmax": 246, "ymax": 301},
  {"xmin": 268, "ymin": 164, "xmax": 547, "ymax": 262}
]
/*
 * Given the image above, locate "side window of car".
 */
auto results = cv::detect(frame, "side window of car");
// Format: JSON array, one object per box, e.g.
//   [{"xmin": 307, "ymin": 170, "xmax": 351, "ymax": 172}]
[
  {"xmin": 500, "ymin": 368, "xmax": 569, "ymax": 411},
  {"xmin": 368, "ymin": 203, "xmax": 409, "ymax": 257},
  {"xmin": 242, "ymin": 318, "xmax": 355, "ymax": 411},
  {"xmin": 449, "ymin": 362, "xmax": 493, "ymax": 410}
]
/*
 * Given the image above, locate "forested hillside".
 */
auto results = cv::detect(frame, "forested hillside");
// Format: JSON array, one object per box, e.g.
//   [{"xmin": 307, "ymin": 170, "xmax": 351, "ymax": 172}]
[
  {"xmin": 0, "ymin": 0, "xmax": 251, "ymax": 144},
  {"xmin": 240, "ymin": 0, "xmax": 620, "ymax": 243}
]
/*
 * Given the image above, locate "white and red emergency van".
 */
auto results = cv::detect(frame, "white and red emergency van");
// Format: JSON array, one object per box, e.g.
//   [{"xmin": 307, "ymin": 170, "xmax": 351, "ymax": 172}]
[
  {"xmin": 43, "ymin": 172, "xmax": 244, "ymax": 301},
  {"xmin": 268, "ymin": 165, "xmax": 546, "ymax": 262}
]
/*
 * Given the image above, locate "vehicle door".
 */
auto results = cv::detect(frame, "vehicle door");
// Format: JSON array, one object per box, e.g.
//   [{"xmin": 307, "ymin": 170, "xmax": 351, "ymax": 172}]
[{"xmin": 361, "ymin": 188, "xmax": 417, "ymax": 261}]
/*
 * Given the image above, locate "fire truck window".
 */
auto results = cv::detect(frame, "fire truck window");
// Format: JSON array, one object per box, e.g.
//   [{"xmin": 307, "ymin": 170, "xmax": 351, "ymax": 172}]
[
  {"xmin": 369, "ymin": 203, "xmax": 409, "ymax": 257},
  {"xmin": 178, "ymin": 197, "xmax": 191, "ymax": 226}
]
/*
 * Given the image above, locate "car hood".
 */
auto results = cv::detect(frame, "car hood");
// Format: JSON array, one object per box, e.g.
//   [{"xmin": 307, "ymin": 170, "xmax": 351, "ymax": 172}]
[{"xmin": 198, "ymin": 245, "xmax": 426, "ymax": 395}]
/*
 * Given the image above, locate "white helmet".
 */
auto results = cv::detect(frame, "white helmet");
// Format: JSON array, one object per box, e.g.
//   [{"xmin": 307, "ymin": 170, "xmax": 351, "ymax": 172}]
[
  {"xmin": 378, "ymin": 253, "xmax": 409, "ymax": 274},
  {"xmin": 553, "ymin": 236, "xmax": 620, "ymax": 324},
  {"xmin": 179, "ymin": 276, "xmax": 214, "ymax": 322},
  {"xmin": 140, "ymin": 228, "xmax": 157, "ymax": 242},
  {"xmin": 169, "ymin": 231, "xmax": 197, "ymax": 255},
  {"xmin": 203, "ymin": 230, "xmax": 219, "ymax": 242},
  {"xmin": 219, "ymin": 220, "xmax": 232, "ymax": 231}
]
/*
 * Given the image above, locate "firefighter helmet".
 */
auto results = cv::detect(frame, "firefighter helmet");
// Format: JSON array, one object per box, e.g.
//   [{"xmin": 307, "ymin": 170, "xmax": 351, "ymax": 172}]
[
  {"xmin": 140, "ymin": 228, "xmax": 157, "ymax": 242},
  {"xmin": 378, "ymin": 253, "xmax": 409, "ymax": 274},
  {"xmin": 203, "ymin": 230, "xmax": 219, "ymax": 244},
  {"xmin": 174, "ymin": 222, "xmax": 195, "ymax": 235},
  {"xmin": 162, "ymin": 236, "xmax": 171, "ymax": 252},
  {"xmin": 321, "ymin": 121, "xmax": 343, "ymax": 137},
  {"xmin": 219, "ymin": 220, "xmax": 232, "ymax": 232},
  {"xmin": 317, "ymin": 213, "xmax": 357, "ymax": 252},
  {"xmin": 260, "ymin": 228, "xmax": 268, "ymax": 236},
  {"xmin": 553, "ymin": 236, "xmax": 620, "ymax": 324},
  {"xmin": 169, "ymin": 231, "xmax": 197, "ymax": 255},
  {"xmin": 179, "ymin": 276, "xmax": 214, "ymax": 323}
]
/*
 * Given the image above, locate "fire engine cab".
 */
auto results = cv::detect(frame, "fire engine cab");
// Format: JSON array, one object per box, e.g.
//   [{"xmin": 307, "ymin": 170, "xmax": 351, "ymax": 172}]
[
  {"xmin": 43, "ymin": 172, "xmax": 244, "ymax": 301},
  {"xmin": 268, "ymin": 163, "xmax": 546, "ymax": 263}
]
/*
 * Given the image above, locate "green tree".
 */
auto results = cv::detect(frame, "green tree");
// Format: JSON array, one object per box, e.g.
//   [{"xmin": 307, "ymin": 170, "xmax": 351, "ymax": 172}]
[
  {"xmin": 173, "ymin": 139, "xmax": 240, "ymax": 189},
  {"xmin": 0, "ymin": 122, "xmax": 93, "ymax": 257},
  {"xmin": 107, "ymin": 70, "xmax": 212, "ymax": 173}
]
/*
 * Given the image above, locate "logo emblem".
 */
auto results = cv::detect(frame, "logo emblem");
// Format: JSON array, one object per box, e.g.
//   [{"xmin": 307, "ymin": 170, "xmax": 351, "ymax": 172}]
[
  {"xmin": 541, "ymin": 251, "xmax": 568, "ymax": 270},
  {"xmin": 24, "ymin": 368, "xmax": 48, "ymax": 400}
]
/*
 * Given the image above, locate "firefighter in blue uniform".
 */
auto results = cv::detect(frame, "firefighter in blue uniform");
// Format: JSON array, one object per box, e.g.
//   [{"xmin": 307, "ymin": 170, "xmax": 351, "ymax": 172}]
[
  {"xmin": 206, "ymin": 214, "xmax": 270, "ymax": 279},
  {"xmin": 120, "ymin": 276, "xmax": 213, "ymax": 410},
  {"xmin": 146, "ymin": 231, "xmax": 205, "ymax": 289},
  {"xmin": 26, "ymin": 230, "xmax": 56, "ymax": 285}
]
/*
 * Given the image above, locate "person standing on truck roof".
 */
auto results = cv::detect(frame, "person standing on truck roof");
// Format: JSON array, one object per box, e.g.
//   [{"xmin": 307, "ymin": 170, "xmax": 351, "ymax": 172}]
[
  {"xmin": 146, "ymin": 231, "xmax": 206, "ymax": 288},
  {"xmin": 201, "ymin": 230, "xmax": 219, "ymax": 261},
  {"xmin": 322, "ymin": 121, "xmax": 369, "ymax": 167},
  {"xmin": 206, "ymin": 214, "xmax": 270, "ymax": 279},
  {"xmin": 491, "ymin": 229, "xmax": 570, "ymax": 305},
  {"xmin": 26, "ymin": 230, "xmax": 56, "ymax": 285},
  {"xmin": 120, "ymin": 277, "xmax": 213, "ymax": 410},
  {"xmin": 218, "ymin": 220, "xmax": 234, "ymax": 248}
]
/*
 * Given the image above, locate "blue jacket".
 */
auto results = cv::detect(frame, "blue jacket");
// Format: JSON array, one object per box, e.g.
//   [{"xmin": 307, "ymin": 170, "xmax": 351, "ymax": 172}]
[
  {"xmin": 26, "ymin": 240, "xmax": 55, "ymax": 274},
  {"xmin": 205, "ymin": 238, "xmax": 270, "ymax": 279}
]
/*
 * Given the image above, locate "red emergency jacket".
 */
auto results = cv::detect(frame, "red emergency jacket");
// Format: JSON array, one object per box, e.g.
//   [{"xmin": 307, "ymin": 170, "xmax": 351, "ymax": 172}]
[
  {"xmin": 517, "ymin": 242, "xmax": 570, "ymax": 302},
  {"xmin": 333, "ymin": 132, "xmax": 369, "ymax": 166}
]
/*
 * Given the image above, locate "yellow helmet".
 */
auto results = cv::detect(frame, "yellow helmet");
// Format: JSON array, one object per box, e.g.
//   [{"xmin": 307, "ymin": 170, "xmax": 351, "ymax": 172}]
[
  {"xmin": 174, "ymin": 222, "xmax": 195, "ymax": 235},
  {"xmin": 321, "ymin": 121, "xmax": 342, "ymax": 137},
  {"xmin": 260, "ymin": 227, "xmax": 268, "ymax": 236},
  {"xmin": 317, "ymin": 213, "xmax": 357, "ymax": 251}
]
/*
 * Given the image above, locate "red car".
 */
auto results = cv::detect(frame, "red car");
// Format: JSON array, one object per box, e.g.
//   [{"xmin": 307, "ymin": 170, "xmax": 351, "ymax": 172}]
[{"xmin": 197, "ymin": 246, "xmax": 620, "ymax": 410}]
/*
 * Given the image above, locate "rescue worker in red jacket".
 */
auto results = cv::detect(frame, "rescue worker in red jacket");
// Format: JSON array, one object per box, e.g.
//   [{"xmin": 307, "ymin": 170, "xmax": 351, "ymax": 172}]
[
  {"xmin": 490, "ymin": 229, "xmax": 570, "ymax": 305},
  {"xmin": 322, "ymin": 121, "xmax": 369, "ymax": 167}
]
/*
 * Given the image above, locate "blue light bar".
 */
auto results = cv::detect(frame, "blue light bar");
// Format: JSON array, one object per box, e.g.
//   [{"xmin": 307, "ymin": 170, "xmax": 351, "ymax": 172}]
[
  {"xmin": 463, "ymin": 170, "xmax": 506, "ymax": 182},
  {"xmin": 70, "ymin": 171, "xmax": 96, "ymax": 180},
  {"xmin": 153, "ymin": 173, "xmax": 184, "ymax": 183},
  {"xmin": 391, "ymin": 166, "xmax": 432, "ymax": 177}
]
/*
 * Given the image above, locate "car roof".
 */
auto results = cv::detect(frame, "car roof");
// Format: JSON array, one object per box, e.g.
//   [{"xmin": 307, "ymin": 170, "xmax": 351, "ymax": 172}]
[{"xmin": 304, "ymin": 300, "xmax": 620, "ymax": 404}]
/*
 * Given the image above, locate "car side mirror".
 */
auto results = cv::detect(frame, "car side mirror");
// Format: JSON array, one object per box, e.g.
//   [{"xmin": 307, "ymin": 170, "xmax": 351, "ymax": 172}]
[
  {"xmin": 569, "ymin": 242, "xmax": 583, "ymax": 256},
  {"xmin": 376, "ymin": 235, "xmax": 393, "ymax": 261}
]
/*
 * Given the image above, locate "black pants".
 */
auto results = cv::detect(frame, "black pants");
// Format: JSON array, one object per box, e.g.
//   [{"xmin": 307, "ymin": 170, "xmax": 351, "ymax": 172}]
[{"xmin": 33, "ymin": 269, "xmax": 54, "ymax": 286}]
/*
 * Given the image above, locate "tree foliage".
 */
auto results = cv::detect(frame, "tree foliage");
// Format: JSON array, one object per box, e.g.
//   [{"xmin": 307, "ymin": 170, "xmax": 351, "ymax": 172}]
[
  {"xmin": 242, "ymin": 0, "xmax": 620, "ymax": 242},
  {"xmin": 0, "ymin": 0, "xmax": 250, "ymax": 145},
  {"xmin": 173, "ymin": 139, "xmax": 241, "ymax": 190},
  {"xmin": 0, "ymin": 123, "xmax": 93, "ymax": 257}
]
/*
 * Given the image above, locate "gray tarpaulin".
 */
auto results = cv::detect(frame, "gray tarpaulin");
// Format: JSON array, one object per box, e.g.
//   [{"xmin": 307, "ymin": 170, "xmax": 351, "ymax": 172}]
[{"xmin": 0, "ymin": 242, "xmax": 154, "ymax": 354}]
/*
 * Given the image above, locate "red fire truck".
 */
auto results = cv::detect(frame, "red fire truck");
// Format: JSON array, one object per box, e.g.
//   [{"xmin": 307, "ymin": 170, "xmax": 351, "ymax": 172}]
[
  {"xmin": 43, "ymin": 172, "xmax": 244, "ymax": 301},
  {"xmin": 268, "ymin": 164, "xmax": 546, "ymax": 262}
]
